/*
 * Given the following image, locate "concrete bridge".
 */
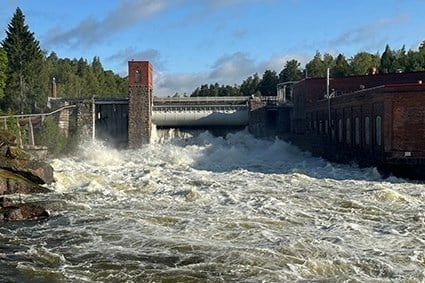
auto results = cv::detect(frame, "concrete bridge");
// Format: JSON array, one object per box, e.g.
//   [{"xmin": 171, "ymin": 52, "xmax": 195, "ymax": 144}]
[{"xmin": 152, "ymin": 96, "xmax": 249, "ymax": 127}]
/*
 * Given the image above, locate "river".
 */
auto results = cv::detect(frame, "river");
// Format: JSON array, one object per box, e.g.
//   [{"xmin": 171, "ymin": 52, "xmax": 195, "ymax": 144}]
[{"xmin": 1, "ymin": 130, "xmax": 424, "ymax": 282}]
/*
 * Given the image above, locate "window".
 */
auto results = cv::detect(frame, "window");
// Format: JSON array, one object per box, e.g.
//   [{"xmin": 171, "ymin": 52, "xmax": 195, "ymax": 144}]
[
  {"xmin": 376, "ymin": 116, "xmax": 382, "ymax": 146},
  {"xmin": 135, "ymin": 70, "xmax": 142, "ymax": 83},
  {"xmin": 365, "ymin": 116, "xmax": 370, "ymax": 145},
  {"xmin": 338, "ymin": 119, "xmax": 343, "ymax": 142},
  {"xmin": 346, "ymin": 118, "xmax": 351, "ymax": 144},
  {"xmin": 331, "ymin": 120, "xmax": 335, "ymax": 140},
  {"xmin": 319, "ymin": 120, "xmax": 323, "ymax": 134},
  {"xmin": 355, "ymin": 117, "xmax": 360, "ymax": 145}
]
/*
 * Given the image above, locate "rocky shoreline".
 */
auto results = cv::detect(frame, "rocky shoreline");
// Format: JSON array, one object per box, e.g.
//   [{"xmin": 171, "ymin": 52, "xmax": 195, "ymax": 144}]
[{"xmin": 0, "ymin": 130, "xmax": 53, "ymax": 221}]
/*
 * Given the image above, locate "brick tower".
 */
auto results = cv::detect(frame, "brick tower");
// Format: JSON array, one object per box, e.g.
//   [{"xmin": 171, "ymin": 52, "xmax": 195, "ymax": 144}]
[{"xmin": 128, "ymin": 61, "xmax": 153, "ymax": 147}]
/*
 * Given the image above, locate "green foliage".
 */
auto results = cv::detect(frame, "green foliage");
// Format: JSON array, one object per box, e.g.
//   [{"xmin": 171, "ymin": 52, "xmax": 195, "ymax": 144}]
[
  {"xmin": 305, "ymin": 51, "xmax": 327, "ymax": 78},
  {"xmin": 350, "ymin": 52, "xmax": 380, "ymax": 75},
  {"xmin": 279, "ymin": 60, "xmax": 303, "ymax": 82},
  {"xmin": 332, "ymin": 54, "xmax": 350, "ymax": 77},
  {"xmin": 240, "ymin": 73, "xmax": 261, "ymax": 96},
  {"xmin": 191, "ymin": 83, "xmax": 240, "ymax": 97},
  {"xmin": 1, "ymin": 7, "xmax": 45, "ymax": 114},
  {"xmin": 258, "ymin": 70, "xmax": 279, "ymax": 96},
  {"xmin": 34, "ymin": 116, "xmax": 77, "ymax": 155},
  {"xmin": 0, "ymin": 48, "xmax": 7, "ymax": 99}
]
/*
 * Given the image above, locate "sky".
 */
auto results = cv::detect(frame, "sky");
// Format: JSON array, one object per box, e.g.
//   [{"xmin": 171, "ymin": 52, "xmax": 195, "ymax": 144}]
[{"xmin": 1, "ymin": 0, "xmax": 425, "ymax": 97}]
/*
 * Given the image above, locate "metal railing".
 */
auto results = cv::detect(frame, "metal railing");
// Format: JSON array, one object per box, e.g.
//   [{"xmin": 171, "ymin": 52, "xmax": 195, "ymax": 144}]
[{"xmin": 0, "ymin": 105, "xmax": 76, "ymax": 147}]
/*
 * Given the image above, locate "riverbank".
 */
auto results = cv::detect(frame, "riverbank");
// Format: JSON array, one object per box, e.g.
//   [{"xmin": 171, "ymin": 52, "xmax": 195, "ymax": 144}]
[{"xmin": 0, "ymin": 130, "xmax": 53, "ymax": 221}]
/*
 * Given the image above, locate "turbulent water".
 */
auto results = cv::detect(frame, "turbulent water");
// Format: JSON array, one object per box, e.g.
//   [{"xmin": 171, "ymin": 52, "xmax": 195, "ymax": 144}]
[{"xmin": 1, "ymin": 130, "xmax": 425, "ymax": 282}]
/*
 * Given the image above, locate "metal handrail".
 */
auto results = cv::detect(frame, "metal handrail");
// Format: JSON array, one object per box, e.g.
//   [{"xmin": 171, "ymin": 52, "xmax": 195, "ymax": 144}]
[{"xmin": 0, "ymin": 104, "xmax": 76, "ymax": 120}]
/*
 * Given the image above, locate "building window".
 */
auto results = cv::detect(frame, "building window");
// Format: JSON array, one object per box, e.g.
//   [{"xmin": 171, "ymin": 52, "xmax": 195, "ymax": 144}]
[
  {"xmin": 331, "ymin": 120, "xmax": 335, "ymax": 140},
  {"xmin": 355, "ymin": 117, "xmax": 360, "ymax": 145},
  {"xmin": 365, "ymin": 116, "xmax": 370, "ymax": 145},
  {"xmin": 376, "ymin": 116, "xmax": 382, "ymax": 146},
  {"xmin": 319, "ymin": 120, "xmax": 323, "ymax": 134},
  {"xmin": 135, "ymin": 70, "xmax": 142, "ymax": 83},
  {"xmin": 338, "ymin": 119, "xmax": 343, "ymax": 142},
  {"xmin": 346, "ymin": 118, "xmax": 351, "ymax": 144}
]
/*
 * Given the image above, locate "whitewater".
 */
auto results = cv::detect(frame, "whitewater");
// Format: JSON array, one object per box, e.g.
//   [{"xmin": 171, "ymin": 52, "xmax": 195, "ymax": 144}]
[{"xmin": 1, "ymin": 129, "xmax": 424, "ymax": 282}]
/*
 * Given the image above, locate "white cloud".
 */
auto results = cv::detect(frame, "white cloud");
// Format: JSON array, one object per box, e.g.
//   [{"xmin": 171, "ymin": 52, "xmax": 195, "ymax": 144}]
[
  {"xmin": 45, "ymin": 0, "xmax": 171, "ymax": 48},
  {"xmin": 154, "ymin": 51, "xmax": 308, "ymax": 97}
]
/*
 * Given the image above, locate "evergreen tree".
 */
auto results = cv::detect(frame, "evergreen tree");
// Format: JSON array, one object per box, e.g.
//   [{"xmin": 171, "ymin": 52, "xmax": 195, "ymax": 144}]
[
  {"xmin": 258, "ymin": 70, "xmax": 279, "ymax": 96},
  {"xmin": 379, "ymin": 44, "xmax": 395, "ymax": 73},
  {"xmin": 278, "ymin": 59, "xmax": 303, "ymax": 82},
  {"xmin": 332, "ymin": 54, "xmax": 350, "ymax": 77},
  {"xmin": 0, "ymin": 48, "xmax": 7, "ymax": 100},
  {"xmin": 393, "ymin": 45, "xmax": 407, "ymax": 73},
  {"xmin": 1, "ymin": 7, "xmax": 45, "ymax": 113}
]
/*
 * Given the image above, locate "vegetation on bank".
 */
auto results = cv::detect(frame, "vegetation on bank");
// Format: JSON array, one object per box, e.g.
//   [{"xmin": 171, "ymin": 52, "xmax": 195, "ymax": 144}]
[{"xmin": 1, "ymin": 7, "xmax": 425, "ymax": 153}]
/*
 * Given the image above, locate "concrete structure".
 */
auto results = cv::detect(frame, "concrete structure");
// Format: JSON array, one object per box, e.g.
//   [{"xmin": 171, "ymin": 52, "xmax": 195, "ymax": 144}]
[
  {"xmin": 128, "ymin": 61, "xmax": 153, "ymax": 147},
  {"xmin": 153, "ymin": 96, "xmax": 249, "ymax": 127},
  {"xmin": 45, "ymin": 61, "xmax": 292, "ymax": 147}
]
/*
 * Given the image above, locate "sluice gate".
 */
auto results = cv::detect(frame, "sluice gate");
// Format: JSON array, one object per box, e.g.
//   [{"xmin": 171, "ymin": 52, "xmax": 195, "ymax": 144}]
[{"xmin": 152, "ymin": 96, "xmax": 250, "ymax": 127}]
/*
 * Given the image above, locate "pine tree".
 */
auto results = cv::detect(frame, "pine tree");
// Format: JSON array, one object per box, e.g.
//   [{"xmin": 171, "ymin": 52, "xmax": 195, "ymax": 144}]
[
  {"xmin": 332, "ymin": 54, "xmax": 350, "ymax": 77},
  {"xmin": 258, "ymin": 70, "xmax": 279, "ymax": 96},
  {"xmin": 1, "ymin": 7, "xmax": 45, "ymax": 113},
  {"xmin": 0, "ymin": 48, "xmax": 7, "ymax": 101},
  {"xmin": 379, "ymin": 44, "xmax": 395, "ymax": 73}
]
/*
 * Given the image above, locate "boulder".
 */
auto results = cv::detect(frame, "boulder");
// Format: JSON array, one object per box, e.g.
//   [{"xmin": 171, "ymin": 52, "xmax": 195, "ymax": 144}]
[
  {"xmin": 0, "ymin": 203, "xmax": 49, "ymax": 221},
  {"xmin": 0, "ymin": 157, "xmax": 54, "ymax": 185},
  {"xmin": 0, "ymin": 169, "xmax": 50, "ymax": 195}
]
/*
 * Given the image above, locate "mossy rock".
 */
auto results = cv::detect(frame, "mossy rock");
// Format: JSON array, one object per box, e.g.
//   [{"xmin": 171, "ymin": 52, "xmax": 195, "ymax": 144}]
[
  {"xmin": 6, "ymin": 146, "xmax": 34, "ymax": 160},
  {"xmin": 0, "ymin": 130, "xmax": 17, "ymax": 146},
  {"xmin": 0, "ymin": 169, "xmax": 50, "ymax": 195}
]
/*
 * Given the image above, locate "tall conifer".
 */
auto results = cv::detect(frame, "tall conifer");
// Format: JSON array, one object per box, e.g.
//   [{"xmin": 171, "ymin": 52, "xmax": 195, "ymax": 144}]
[{"xmin": 1, "ymin": 7, "xmax": 45, "ymax": 113}]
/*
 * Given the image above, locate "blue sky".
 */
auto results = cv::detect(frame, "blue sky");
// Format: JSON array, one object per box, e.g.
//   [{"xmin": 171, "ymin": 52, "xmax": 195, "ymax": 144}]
[{"xmin": 1, "ymin": 0, "xmax": 424, "ymax": 96}]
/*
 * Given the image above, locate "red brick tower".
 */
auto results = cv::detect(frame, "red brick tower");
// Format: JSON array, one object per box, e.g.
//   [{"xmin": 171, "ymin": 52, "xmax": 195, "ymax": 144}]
[{"xmin": 128, "ymin": 61, "xmax": 153, "ymax": 147}]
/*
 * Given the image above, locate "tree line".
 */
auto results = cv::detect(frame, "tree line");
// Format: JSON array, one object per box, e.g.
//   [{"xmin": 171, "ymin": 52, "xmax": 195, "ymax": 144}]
[
  {"xmin": 191, "ymin": 43, "xmax": 425, "ymax": 97},
  {"xmin": 0, "ymin": 8, "xmax": 127, "ymax": 115},
  {"xmin": 1, "ymin": 7, "xmax": 425, "ymax": 114}
]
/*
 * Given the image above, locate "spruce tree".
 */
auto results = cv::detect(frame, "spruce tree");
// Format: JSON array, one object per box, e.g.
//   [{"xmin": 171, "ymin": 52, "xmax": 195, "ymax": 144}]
[
  {"xmin": 1, "ymin": 7, "xmax": 45, "ymax": 113},
  {"xmin": 0, "ymin": 48, "xmax": 7, "ymax": 101}
]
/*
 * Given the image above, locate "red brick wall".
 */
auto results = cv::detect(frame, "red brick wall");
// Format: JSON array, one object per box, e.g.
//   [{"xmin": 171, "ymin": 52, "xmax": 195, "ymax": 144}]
[
  {"xmin": 128, "ymin": 61, "xmax": 153, "ymax": 88},
  {"xmin": 390, "ymin": 87, "xmax": 425, "ymax": 152}
]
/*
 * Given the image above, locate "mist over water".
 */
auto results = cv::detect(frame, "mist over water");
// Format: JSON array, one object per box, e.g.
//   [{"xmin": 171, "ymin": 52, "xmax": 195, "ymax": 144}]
[{"xmin": 1, "ymin": 130, "xmax": 425, "ymax": 282}]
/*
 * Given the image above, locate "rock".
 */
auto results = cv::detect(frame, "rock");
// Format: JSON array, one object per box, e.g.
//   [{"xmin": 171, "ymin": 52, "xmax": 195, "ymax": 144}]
[
  {"xmin": 0, "ymin": 196, "xmax": 14, "ymax": 207},
  {"xmin": 0, "ymin": 169, "xmax": 50, "ymax": 195},
  {"xmin": 0, "ymin": 130, "xmax": 17, "ymax": 147},
  {"xmin": 0, "ymin": 157, "xmax": 54, "ymax": 185},
  {"xmin": 6, "ymin": 146, "xmax": 34, "ymax": 160},
  {"xmin": 0, "ymin": 203, "xmax": 49, "ymax": 221}
]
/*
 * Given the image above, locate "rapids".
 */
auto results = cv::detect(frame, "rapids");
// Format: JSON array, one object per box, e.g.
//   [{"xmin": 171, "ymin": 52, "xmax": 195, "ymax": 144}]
[{"xmin": 1, "ymin": 130, "xmax": 424, "ymax": 282}]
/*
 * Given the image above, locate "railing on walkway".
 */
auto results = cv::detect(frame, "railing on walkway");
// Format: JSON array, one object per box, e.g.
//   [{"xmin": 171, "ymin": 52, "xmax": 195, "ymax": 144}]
[
  {"xmin": 153, "ymin": 96, "xmax": 250, "ymax": 105},
  {"xmin": 0, "ymin": 105, "xmax": 76, "ymax": 147}
]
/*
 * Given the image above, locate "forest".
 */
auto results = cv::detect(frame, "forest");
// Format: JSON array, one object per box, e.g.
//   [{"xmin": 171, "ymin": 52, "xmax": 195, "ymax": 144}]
[{"xmin": 1, "ymin": 7, "xmax": 425, "ymax": 114}]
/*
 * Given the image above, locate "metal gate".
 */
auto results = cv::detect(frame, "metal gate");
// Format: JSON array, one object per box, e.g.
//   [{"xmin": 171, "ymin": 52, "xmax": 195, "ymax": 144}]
[{"xmin": 95, "ymin": 99, "xmax": 129, "ymax": 147}]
